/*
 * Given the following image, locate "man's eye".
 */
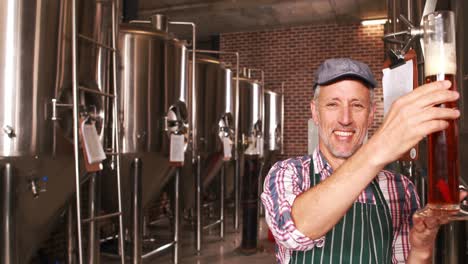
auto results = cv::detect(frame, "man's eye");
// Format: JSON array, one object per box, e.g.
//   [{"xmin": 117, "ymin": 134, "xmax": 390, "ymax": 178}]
[
  {"xmin": 326, "ymin": 103, "xmax": 338, "ymax": 107},
  {"xmin": 353, "ymin": 104, "xmax": 364, "ymax": 109}
]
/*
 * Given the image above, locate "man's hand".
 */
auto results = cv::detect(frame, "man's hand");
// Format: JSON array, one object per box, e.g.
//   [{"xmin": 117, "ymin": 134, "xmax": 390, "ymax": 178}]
[
  {"xmin": 407, "ymin": 191, "xmax": 467, "ymax": 263},
  {"xmin": 407, "ymin": 214, "xmax": 448, "ymax": 263},
  {"xmin": 371, "ymin": 80, "xmax": 460, "ymax": 167}
]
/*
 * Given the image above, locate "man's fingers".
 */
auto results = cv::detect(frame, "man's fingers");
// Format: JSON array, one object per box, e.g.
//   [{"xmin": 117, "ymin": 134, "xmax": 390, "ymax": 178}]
[
  {"xmin": 412, "ymin": 215, "xmax": 427, "ymax": 233},
  {"xmin": 415, "ymin": 89, "xmax": 459, "ymax": 109},
  {"xmin": 405, "ymin": 80, "xmax": 452, "ymax": 103},
  {"xmin": 460, "ymin": 190, "xmax": 468, "ymax": 202}
]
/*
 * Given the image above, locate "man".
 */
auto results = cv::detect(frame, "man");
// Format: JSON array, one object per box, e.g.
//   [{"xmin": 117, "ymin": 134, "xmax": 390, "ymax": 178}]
[{"xmin": 261, "ymin": 58, "xmax": 462, "ymax": 263}]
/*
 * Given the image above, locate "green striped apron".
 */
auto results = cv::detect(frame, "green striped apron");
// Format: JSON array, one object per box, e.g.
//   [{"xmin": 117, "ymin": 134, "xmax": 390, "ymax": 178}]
[{"xmin": 290, "ymin": 160, "xmax": 393, "ymax": 264}]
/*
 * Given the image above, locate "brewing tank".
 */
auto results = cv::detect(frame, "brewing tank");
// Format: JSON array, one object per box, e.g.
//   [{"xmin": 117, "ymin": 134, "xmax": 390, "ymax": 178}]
[
  {"xmin": 0, "ymin": 0, "xmax": 77, "ymax": 263},
  {"xmin": 264, "ymin": 90, "xmax": 282, "ymax": 152},
  {"xmin": 0, "ymin": 0, "xmax": 60, "ymax": 157},
  {"xmin": 100, "ymin": 20, "xmax": 190, "ymax": 215},
  {"xmin": 182, "ymin": 56, "xmax": 235, "ymax": 208},
  {"xmin": 118, "ymin": 22, "xmax": 189, "ymax": 154},
  {"xmin": 190, "ymin": 56, "xmax": 235, "ymax": 157},
  {"xmin": 235, "ymin": 75, "xmax": 264, "ymax": 156}
]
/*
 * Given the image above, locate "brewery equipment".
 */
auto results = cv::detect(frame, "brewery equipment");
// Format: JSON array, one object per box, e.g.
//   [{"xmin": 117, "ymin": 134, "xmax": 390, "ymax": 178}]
[
  {"xmin": 99, "ymin": 15, "xmax": 195, "ymax": 263},
  {"xmin": 55, "ymin": 0, "xmax": 127, "ymax": 263},
  {"xmin": 259, "ymin": 87, "xmax": 284, "ymax": 217},
  {"xmin": 235, "ymin": 68, "xmax": 265, "ymax": 253},
  {"xmin": 185, "ymin": 50, "xmax": 239, "ymax": 253},
  {"xmin": 0, "ymin": 1, "xmax": 78, "ymax": 263}
]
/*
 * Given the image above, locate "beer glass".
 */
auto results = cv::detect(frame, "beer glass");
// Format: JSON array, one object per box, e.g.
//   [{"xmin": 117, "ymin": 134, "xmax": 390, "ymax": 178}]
[{"xmin": 423, "ymin": 11, "xmax": 463, "ymax": 217}]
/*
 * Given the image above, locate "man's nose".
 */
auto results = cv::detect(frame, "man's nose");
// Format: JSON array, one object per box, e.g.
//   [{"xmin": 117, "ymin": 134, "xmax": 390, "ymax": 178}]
[{"xmin": 338, "ymin": 106, "xmax": 352, "ymax": 126}]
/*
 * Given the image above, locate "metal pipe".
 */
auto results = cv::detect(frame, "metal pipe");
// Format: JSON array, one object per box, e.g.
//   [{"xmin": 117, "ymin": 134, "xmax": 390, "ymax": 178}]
[
  {"xmin": 71, "ymin": 0, "xmax": 84, "ymax": 261},
  {"xmin": 142, "ymin": 242, "xmax": 175, "ymax": 259},
  {"xmin": 196, "ymin": 155, "xmax": 202, "ymax": 252},
  {"xmin": 169, "ymin": 21, "xmax": 197, "ymax": 162},
  {"xmin": 132, "ymin": 158, "xmax": 142, "ymax": 264},
  {"xmin": 203, "ymin": 220, "xmax": 223, "ymax": 230},
  {"xmin": 407, "ymin": 0, "xmax": 413, "ymax": 24},
  {"xmin": 174, "ymin": 168, "xmax": 180, "ymax": 264},
  {"xmin": 78, "ymin": 34, "xmax": 118, "ymax": 52},
  {"xmin": 79, "ymin": 86, "xmax": 115, "ymax": 98},
  {"xmin": 111, "ymin": 1, "xmax": 126, "ymax": 262},
  {"xmin": 234, "ymin": 53, "xmax": 240, "ymax": 231},
  {"xmin": 220, "ymin": 163, "xmax": 225, "ymax": 239},
  {"xmin": 257, "ymin": 161, "xmax": 264, "ymax": 219},
  {"xmin": 88, "ymin": 173, "xmax": 99, "ymax": 264},
  {"xmin": 280, "ymin": 82, "xmax": 285, "ymax": 155},
  {"xmin": 235, "ymin": 157, "xmax": 240, "ymax": 231},
  {"xmin": 67, "ymin": 204, "xmax": 76, "ymax": 264},
  {"xmin": 1, "ymin": 163, "xmax": 15, "ymax": 263},
  {"xmin": 82, "ymin": 213, "xmax": 123, "ymax": 224}
]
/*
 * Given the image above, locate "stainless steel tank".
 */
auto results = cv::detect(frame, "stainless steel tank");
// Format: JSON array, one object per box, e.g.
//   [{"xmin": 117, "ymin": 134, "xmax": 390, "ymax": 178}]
[
  {"xmin": 101, "ymin": 20, "xmax": 189, "ymax": 213},
  {"xmin": 182, "ymin": 56, "xmax": 235, "ymax": 205},
  {"xmin": 191, "ymin": 56, "xmax": 235, "ymax": 157},
  {"xmin": 264, "ymin": 90, "xmax": 283, "ymax": 152},
  {"xmin": 0, "ymin": 0, "xmax": 76, "ymax": 263},
  {"xmin": 235, "ymin": 74, "xmax": 264, "ymax": 156}
]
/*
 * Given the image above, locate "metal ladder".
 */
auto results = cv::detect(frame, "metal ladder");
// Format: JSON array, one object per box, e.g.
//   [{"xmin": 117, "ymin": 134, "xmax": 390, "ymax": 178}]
[{"xmin": 70, "ymin": 0, "xmax": 125, "ymax": 263}]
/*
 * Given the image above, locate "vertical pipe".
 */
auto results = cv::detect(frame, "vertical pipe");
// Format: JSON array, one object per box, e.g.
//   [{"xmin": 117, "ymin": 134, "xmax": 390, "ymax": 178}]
[
  {"xmin": 234, "ymin": 53, "xmax": 240, "ymax": 231},
  {"xmin": 280, "ymin": 82, "xmax": 285, "ymax": 155},
  {"xmin": 88, "ymin": 173, "xmax": 98, "ymax": 264},
  {"xmin": 235, "ymin": 158, "xmax": 240, "ymax": 231},
  {"xmin": 257, "ymin": 161, "xmax": 264, "ymax": 219},
  {"xmin": 111, "ymin": 0, "xmax": 126, "ymax": 262},
  {"xmin": 1, "ymin": 163, "xmax": 15, "ymax": 264},
  {"xmin": 407, "ymin": 0, "xmax": 413, "ymax": 23},
  {"xmin": 67, "ymin": 204, "xmax": 76, "ymax": 264},
  {"xmin": 240, "ymin": 156, "xmax": 259, "ymax": 253},
  {"xmin": 196, "ymin": 155, "xmax": 202, "ymax": 252},
  {"xmin": 174, "ymin": 168, "xmax": 180, "ymax": 264},
  {"xmin": 220, "ymin": 163, "xmax": 225, "ymax": 239},
  {"xmin": 191, "ymin": 24, "xmax": 196, "ymax": 162},
  {"xmin": 132, "ymin": 158, "xmax": 142, "ymax": 264},
  {"xmin": 71, "ymin": 0, "xmax": 84, "ymax": 261}
]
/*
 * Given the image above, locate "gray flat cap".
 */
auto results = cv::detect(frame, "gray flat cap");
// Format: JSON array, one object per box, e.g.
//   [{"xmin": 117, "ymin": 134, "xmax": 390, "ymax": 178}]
[{"xmin": 314, "ymin": 58, "xmax": 377, "ymax": 89}]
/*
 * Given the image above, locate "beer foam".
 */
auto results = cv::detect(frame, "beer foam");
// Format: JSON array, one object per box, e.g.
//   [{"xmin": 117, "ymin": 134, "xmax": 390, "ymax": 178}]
[{"xmin": 424, "ymin": 43, "xmax": 457, "ymax": 76}]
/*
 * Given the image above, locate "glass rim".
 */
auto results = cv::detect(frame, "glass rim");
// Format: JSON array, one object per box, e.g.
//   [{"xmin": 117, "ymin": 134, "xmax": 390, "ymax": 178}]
[{"xmin": 423, "ymin": 10, "xmax": 455, "ymax": 22}]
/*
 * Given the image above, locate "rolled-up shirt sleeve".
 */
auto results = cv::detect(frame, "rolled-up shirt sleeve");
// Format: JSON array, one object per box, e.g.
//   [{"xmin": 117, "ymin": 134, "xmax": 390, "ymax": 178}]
[{"xmin": 261, "ymin": 158, "xmax": 325, "ymax": 251}]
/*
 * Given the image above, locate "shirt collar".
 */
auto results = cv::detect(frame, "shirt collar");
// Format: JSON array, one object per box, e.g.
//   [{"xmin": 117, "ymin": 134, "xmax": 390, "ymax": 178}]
[{"xmin": 312, "ymin": 147, "xmax": 333, "ymax": 175}]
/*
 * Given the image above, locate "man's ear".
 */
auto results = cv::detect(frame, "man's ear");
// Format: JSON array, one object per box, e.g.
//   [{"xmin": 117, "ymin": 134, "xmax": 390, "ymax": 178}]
[{"xmin": 310, "ymin": 100, "xmax": 319, "ymax": 125}]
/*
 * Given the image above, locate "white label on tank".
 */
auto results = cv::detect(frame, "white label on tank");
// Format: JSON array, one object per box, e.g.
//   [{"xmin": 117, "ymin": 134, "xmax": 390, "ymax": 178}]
[
  {"xmin": 170, "ymin": 134, "xmax": 185, "ymax": 162},
  {"xmin": 82, "ymin": 123, "xmax": 106, "ymax": 164},
  {"xmin": 223, "ymin": 137, "xmax": 232, "ymax": 160},
  {"xmin": 257, "ymin": 137, "xmax": 264, "ymax": 157}
]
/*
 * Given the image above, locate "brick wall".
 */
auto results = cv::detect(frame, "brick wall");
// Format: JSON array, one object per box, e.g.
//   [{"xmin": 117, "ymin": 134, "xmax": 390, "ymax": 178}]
[{"xmin": 220, "ymin": 23, "xmax": 385, "ymax": 157}]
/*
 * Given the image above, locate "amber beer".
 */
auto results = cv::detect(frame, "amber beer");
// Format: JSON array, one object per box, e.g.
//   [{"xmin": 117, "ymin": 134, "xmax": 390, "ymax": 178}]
[
  {"xmin": 423, "ymin": 11, "xmax": 459, "ymax": 211},
  {"xmin": 425, "ymin": 74, "xmax": 459, "ymax": 210}
]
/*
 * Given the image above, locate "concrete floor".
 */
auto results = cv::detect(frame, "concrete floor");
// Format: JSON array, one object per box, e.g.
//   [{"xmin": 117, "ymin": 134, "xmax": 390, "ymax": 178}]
[
  {"xmin": 102, "ymin": 212, "xmax": 276, "ymax": 263},
  {"xmin": 145, "ymin": 216, "xmax": 276, "ymax": 264}
]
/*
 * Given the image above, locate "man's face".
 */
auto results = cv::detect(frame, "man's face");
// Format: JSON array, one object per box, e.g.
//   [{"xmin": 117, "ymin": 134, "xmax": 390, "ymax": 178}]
[{"xmin": 311, "ymin": 79, "xmax": 374, "ymax": 161}]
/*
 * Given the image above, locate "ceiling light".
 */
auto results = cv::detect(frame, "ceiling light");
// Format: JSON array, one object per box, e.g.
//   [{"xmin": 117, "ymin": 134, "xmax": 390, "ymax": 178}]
[{"xmin": 361, "ymin": 19, "xmax": 388, "ymax": 26}]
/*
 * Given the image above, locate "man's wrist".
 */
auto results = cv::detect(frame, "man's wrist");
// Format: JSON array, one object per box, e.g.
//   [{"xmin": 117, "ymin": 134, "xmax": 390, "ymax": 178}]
[{"xmin": 408, "ymin": 248, "xmax": 433, "ymax": 264}]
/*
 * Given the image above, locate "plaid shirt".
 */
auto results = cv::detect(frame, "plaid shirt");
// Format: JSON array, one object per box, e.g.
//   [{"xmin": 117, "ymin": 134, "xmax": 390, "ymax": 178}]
[{"xmin": 261, "ymin": 148, "xmax": 420, "ymax": 264}]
